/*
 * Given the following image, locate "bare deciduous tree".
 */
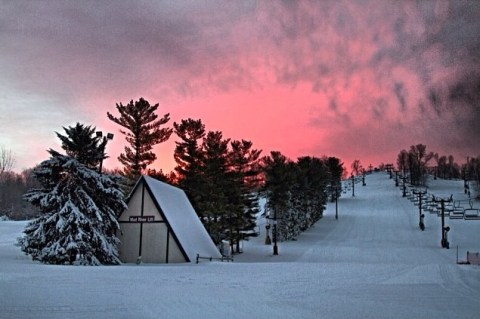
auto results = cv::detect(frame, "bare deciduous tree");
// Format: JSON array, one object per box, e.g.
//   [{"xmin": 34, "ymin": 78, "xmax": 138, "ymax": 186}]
[
  {"xmin": 0, "ymin": 146, "xmax": 15, "ymax": 176},
  {"xmin": 351, "ymin": 159, "xmax": 363, "ymax": 176}
]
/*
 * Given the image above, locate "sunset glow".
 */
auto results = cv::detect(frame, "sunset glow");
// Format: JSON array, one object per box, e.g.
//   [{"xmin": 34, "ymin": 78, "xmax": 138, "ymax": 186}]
[{"xmin": 1, "ymin": 1, "xmax": 479, "ymax": 173}]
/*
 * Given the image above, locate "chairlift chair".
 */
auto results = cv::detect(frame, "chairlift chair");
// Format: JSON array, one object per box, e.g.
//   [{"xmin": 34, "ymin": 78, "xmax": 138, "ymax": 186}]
[{"xmin": 464, "ymin": 208, "xmax": 480, "ymax": 220}]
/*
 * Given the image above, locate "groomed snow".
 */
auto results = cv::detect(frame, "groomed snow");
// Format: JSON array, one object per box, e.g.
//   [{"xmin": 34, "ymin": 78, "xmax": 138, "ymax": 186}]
[{"xmin": 1, "ymin": 172, "xmax": 479, "ymax": 319}]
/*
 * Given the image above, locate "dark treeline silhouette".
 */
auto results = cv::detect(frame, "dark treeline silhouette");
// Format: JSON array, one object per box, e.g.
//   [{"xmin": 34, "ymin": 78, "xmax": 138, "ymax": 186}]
[
  {"xmin": 7, "ymin": 97, "xmax": 480, "ymax": 261},
  {"xmin": 1, "ymin": 97, "xmax": 344, "ymax": 251},
  {"xmin": 396, "ymin": 144, "xmax": 479, "ymax": 198},
  {"xmin": 397, "ymin": 144, "xmax": 435, "ymax": 186},
  {"xmin": 0, "ymin": 169, "xmax": 39, "ymax": 220},
  {"xmin": 433, "ymin": 153, "xmax": 461, "ymax": 180},
  {"xmin": 0, "ymin": 146, "xmax": 38, "ymax": 219},
  {"xmin": 171, "ymin": 118, "xmax": 262, "ymax": 252},
  {"xmin": 5, "ymin": 97, "xmax": 345, "ymax": 252},
  {"xmin": 465, "ymin": 156, "xmax": 480, "ymax": 198},
  {"xmin": 262, "ymin": 152, "xmax": 344, "ymax": 241}
]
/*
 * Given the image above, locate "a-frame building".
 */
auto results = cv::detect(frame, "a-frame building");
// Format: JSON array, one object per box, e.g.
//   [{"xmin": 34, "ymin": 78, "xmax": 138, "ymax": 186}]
[{"xmin": 117, "ymin": 176, "xmax": 221, "ymax": 263}]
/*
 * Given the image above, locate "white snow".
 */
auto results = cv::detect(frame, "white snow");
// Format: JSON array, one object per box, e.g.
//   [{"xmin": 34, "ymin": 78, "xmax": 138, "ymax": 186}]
[{"xmin": 1, "ymin": 172, "xmax": 479, "ymax": 319}]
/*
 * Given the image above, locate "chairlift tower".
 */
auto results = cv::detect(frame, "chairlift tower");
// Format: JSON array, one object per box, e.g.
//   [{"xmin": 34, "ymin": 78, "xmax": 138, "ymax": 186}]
[
  {"xmin": 351, "ymin": 175, "xmax": 355, "ymax": 197},
  {"xmin": 413, "ymin": 189, "xmax": 426, "ymax": 231},
  {"xmin": 335, "ymin": 185, "xmax": 339, "ymax": 220},
  {"xmin": 272, "ymin": 207, "xmax": 278, "ymax": 255},
  {"xmin": 433, "ymin": 195, "xmax": 453, "ymax": 249},
  {"xmin": 265, "ymin": 206, "xmax": 279, "ymax": 255}
]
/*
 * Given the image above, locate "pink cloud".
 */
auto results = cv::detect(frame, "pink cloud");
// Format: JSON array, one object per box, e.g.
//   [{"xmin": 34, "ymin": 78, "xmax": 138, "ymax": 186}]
[{"xmin": 1, "ymin": 1, "xmax": 479, "ymax": 173}]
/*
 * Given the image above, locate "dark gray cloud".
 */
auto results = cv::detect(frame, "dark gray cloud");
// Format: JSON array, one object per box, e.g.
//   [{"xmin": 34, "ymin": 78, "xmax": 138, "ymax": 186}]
[
  {"xmin": 1, "ymin": 0, "xmax": 479, "ymax": 170},
  {"xmin": 371, "ymin": 98, "xmax": 388, "ymax": 120},
  {"xmin": 0, "ymin": 0, "xmax": 259, "ymax": 100},
  {"xmin": 428, "ymin": 71, "xmax": 480, "ymax": 146}
]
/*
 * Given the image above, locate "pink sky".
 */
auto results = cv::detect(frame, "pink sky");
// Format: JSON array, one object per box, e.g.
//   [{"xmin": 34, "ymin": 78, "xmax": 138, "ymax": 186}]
[{"xmin": 1, "ymin": 1, "xmax": 479, "ymax": 174}]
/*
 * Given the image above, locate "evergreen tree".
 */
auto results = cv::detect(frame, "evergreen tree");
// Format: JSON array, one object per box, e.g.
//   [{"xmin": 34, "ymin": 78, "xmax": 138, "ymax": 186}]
[
  {"xmin": 55, "ymin": 123, "xmax": 105, "ymax": 170},
  {"xmin": 173, "ymin": 120, "xmax": 263, "ymax": 250},
  {"xmin": 200, "ymin": 131, "xmax": 232, "ymax": 245},
  {"xmin": 324, "ymin": 156, "xmax": 344, "ymax": 202},
  {"xmin": 227, "ymin": 140, "xmax": 262, "ymax": 252},
  {"xmin": 294, "ymin": 156, "xmax": 328, "ymax": 231},
  {"xmin": 262, "ymin": 154, "xmax": 338, "ymax": 241},
  {"xmin": 107, "ymin": 98, "xmax": 173, "ymax": 179},
  {"xmin": 18, "ymin": 150, "xmax": 126, "ymax": 265},
  {"xmin": 173, "ymin": 118, "xmax": 206, "ymax": 195},
  {"xmin": 262, "ymin": 151, "xmax": 295, "ymax": 241},
  {"xmin": 146, "ymin": 168, "xmax": 176, "ymax": 184}
]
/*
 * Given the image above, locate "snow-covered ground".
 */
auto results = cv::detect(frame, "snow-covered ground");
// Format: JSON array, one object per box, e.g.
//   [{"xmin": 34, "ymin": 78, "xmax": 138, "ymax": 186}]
[{"xmin": 1, "ymin": 172, "xmax": 479, "ymax": 319}]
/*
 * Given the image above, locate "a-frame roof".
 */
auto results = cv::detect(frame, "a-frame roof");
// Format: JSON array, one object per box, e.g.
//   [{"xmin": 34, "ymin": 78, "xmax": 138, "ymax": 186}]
[{"xmin": 127, "ymin": 176, "xmax": 222, "ymax": 262}]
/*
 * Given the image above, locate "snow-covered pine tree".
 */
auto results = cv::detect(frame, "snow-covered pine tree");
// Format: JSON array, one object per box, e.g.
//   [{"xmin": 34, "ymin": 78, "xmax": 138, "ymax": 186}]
[
  {"xmin": 263, "ymin": 154, "xmax": 329, "ymax": 241},
  {"xmin": 294, "ymin": 156, "xmax": 328, "ymax": 230},
  {"xmin": 18, "ymin": 149, "xmax": 126, "ymax": 265}
]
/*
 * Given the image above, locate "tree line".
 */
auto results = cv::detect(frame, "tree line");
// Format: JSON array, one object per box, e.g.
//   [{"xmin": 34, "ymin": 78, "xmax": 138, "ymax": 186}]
[
  {"xmin": 0, "ymin": 145, "xmax": 38, "ymax": 219},
  {"xmin": 0, "ymin": 169, "xmax": 39, "ymax": 219},
  {"xmin": 107, "ymin": 100, "xmax": 344, "ymax": 248},
  {"xmin": 396, "ymin": 144, "xmax": 480, "ymax": 198},
  {"xmin": 9, "ymin": 97, "xmax": 347, "ymax": 264},
  {"xmin": 262, "ymin": 152, "xmax": 343, "ymax": 241},
  {"xmin": 11, "ymin": 98, "xmax": 480, "ymax": 264}
]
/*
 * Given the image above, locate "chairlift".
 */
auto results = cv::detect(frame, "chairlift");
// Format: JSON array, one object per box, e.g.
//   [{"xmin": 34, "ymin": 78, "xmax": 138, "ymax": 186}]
[{"xmin": 464, "ymin": 208, "xmax": 480, "ymax": 220}]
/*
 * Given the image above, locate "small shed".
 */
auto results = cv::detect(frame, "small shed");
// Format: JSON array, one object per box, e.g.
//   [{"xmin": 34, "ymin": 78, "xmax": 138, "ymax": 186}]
[{"xmin": 117, "ymin": 176, "xmax": 221, "ymax": 263}]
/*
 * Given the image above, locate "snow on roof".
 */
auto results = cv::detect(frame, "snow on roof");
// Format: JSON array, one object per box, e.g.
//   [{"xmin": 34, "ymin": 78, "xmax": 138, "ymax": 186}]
[{"xmin": 142, "ymin": 176, "xmax": 222, "ymax": 261}]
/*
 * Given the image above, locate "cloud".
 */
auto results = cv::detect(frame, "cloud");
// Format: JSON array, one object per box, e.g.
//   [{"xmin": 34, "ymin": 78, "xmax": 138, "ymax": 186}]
[
  {"xmin": 425, "ymin": 71, "xmax": 480, "ymax": 148},
  {"xmin": 394, "ymin": 82, "xmax": 407, "ymax": 112},
  {"xmin": 1, "ymin": 0, "xmax": 479, "ymax": 171}
]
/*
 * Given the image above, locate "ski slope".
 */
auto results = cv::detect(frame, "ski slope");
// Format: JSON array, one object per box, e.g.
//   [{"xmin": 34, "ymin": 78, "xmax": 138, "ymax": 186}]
[{"xmin": 1, "ymin": 172, "xmax": 479, "ymax": 319}]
